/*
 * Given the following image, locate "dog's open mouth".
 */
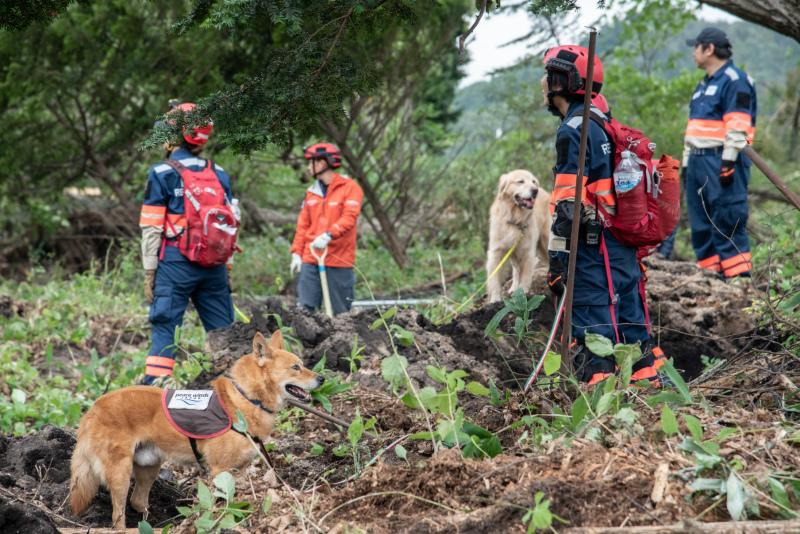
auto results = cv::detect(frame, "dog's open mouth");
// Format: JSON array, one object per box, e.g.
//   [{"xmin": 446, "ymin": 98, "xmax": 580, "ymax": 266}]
[
  {"xmin": 286, "ymin": 384, "xmax": 312, "ymax": 403},
  {"xmin": 514, "ymin": 194, "xmax": 536, "ymax": 210}
]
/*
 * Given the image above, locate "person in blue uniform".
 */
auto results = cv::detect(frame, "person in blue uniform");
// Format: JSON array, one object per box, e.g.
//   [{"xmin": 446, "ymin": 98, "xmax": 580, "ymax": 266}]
[
  {"xmin": 683, "ymin": 27, "xmax": 757, "ymax": 279},
  {"xmin": 139, "ymin": 103, "xmax": 235, "ymax": 385},
  {"xmin": 542, "ymin": 46, "xmax": 661, "ymax": 385}
]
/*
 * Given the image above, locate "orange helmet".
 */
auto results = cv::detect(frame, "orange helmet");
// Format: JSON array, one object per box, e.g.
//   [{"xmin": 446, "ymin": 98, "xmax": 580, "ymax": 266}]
[
  {"xmin": 543, "ymin": 45, "xmax": 603, "ymax": 97},
  {"xmin": 303, "ymin": 142, "xmax": 342, "ymax": 168}
]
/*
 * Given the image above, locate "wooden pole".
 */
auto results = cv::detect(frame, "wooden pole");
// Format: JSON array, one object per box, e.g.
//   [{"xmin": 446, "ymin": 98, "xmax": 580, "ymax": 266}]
[
  {"xmin": 285, "ymin": 398, "xmax": 380, "ymax": 441},
  {"xmin": 742, "ymin": 144, "xmax": 800, "ymax": 212},
  {"xmin": 560, "ymin": 30, "xmax": 598, "ymax": 372}
]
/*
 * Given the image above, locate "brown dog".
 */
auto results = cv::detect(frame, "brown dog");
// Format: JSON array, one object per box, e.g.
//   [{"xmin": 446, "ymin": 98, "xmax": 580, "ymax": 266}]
[
  {"xmin": 486, "ymin": 169, "xmax": 551, "ymax": 302},
  {"xmin": 70, "ymin": 331, "xmax": 322, "ymax": 529}
]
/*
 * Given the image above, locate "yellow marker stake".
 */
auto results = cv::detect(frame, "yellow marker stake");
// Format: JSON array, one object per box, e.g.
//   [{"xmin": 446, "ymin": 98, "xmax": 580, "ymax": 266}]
[{"xmin": 234, "ymin": 304, "xmax": 250, "ymax": 324}]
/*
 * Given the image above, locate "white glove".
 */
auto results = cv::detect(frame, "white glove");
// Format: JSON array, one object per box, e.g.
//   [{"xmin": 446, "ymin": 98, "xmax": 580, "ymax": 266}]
[
  {"xmin": 290, "ymin": 253, "xmax": 302, "ymax": 277},
  {"xmin": 311, "ymin": 232, "xmax": 332, "ymax": 250}
]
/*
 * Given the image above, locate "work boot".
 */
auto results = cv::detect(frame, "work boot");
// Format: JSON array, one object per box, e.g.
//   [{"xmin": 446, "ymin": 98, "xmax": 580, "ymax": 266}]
[
  {"xmin": 572, "ymin": 345, "xmax": 616, "ymax": 385},
  {"xmin": 630, "ymin": 344, "xmax": 673, "ymax": 388}
]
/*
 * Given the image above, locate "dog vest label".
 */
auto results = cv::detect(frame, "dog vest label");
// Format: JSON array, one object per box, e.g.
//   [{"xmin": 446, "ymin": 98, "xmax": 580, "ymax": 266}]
[
  {"xmin": 168, "ymin": 390, "xmax": 213, "ymax": 410},
  {"xmin": 162, "ymin": 390, "xmax": 232, "ymax": 439}
]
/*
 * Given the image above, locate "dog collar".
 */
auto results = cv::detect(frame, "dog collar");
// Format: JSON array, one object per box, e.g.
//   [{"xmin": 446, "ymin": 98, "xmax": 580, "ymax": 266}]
[
  {"xmin": 507, "ymin": 221, "xmax": 529, "ymax": 232},
  {"xmin": 233, "ymin": 381, "xmax": 274, "ymax": 414}
]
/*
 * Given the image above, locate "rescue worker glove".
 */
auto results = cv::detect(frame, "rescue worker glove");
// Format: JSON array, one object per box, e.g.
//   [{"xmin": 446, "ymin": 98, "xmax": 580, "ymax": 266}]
[
  {"xmin": 546, "ymin": 256, "xmax": 567, "ymax": 297},
  {"xmin": 144, "ymin": 270, "xmax": 156, "ymax": 304},
  {"xmin": 719, "ymin": 160, "xmax": 735, "ymax": 187},
  {"xmin": 311, "ymin": 232, "xmax": 332, "ymax": 250},
  {"xmin": 290, "ymin": 253, "xmax": 302, "ymax": 277}
]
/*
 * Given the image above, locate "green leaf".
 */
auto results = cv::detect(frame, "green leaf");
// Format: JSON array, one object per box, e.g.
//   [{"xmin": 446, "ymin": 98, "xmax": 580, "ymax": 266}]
[
  {"xmin": 262, "ymin": 495, "xmax": 273, "ymax": 515},
  {"xmin": 138, "ymin": 522, "xmax": 156, "ymax": 534},
  {"xmin": 232, "ymin": 409, "xmax": 248, "ymax": 433},
  {"xmin": 370, "ymin": 317, "xmax": 385, "ymax": 330},
  {"xmin": 543, "ymin": 350, "xmax": 561, "ymax": 376},
  {"xmin": 482, "ymin": 435, "xmax": 503, "ymax": 458},
  {"xmin": 426, "ymin": 365, "xmax": 446, "ymax": 383},
  {"xmin": 462, "ymin": 421, "xmax": 492, "ymax": 439},
  {"xmin": 466, "ymin": 381, "xmax": 490, "ymax": 396},
  {"xmin": 489, "ymin": 379, "xmax": 501, "ymax": 405},
  {"xmin": 484, "ymin": 306, "xmax": 512, "ymax": 336},
  {"xmin": 661, "ymin": 405, "xmax": 679, "ymax": 436},
  {"xmin": 176, "ymin": 506, "xmax": 193, "ymax": 517},
  {"xmin": 213, "ymin": 472, "xmax": 236, "ymax": 501},
  {"xmin": 677, "ymin": 437, "xmax": 722, "ymax": 469},
  {"xmin": 767, "ymin": 478, "xmax": 795, "ymax": 518},
  {"xmin": 512, "ymin": 288, "xmax": 527, "ymax": 312},
  {"xmin": 726, "ymin": 471, "xmax": 745, "ymax": 520},
  {"xmin": 312, "ymin": 354, "xmax": 327, "ymax": 373},
  {"xmin": 690, "ymin": 478, "xmax": 725, "ymax": 493},
  {"xmin": 527, "ymin": 294, "xmax": 546, "ymax": 311},
  {"xmin": 714, "ymin": 427, "xmax": 738, "ymax": 442},
  {"xmin": 683, "ymin": 414, "xmax": 703, "ymax": 441},
  {"xmin": 348, "ymin": 410, "xmax": 364, "ymax": 448},
  {"xmin": 571, "ymin": 395, "xmax": 589, "ymax": 428},
  {"xmin": 661, "ymin": 358, "xmax": 692, "ymax": 404},
  {"xmin": 395, "ymin": 444, "xmax": 408, "ymax": 461},
  {"xmin": 597, "ymin": 390, "xmax": 614, "ymax": 414},
  {"xmin": 394, "ymin": 328, "xmax": 415, "ymax": 346},
  {"xmin": 381, "ymin": 353, "xmax": 408, "ymax": 390},
  {"xmin": 400, "ymin": 392, "xmax": 421, "ymax": 409},
  {"xmin": 218, "ymin": 514, "xmax": 239, "ymax": 529},
  {"xmin": 197, "ymin": 481, "xmax": 213, "ymax": 509},
  {"xmin": 310, "ymin": 443, "xmax": 324, "ymax": 456},
  {"xmin": 310, "ymin": 391, "xmax": 333, "ymax": 413},
  {"xmin": 11, "ymin": 389, "xmax": 25, "ymax": 405},
  {"xmin": 381, "ymin": 307, "xmax": 397, "ymax": 320},
  {"xmin": 585, "ymin": 333, "xmax": 614, "ymax": 356}
]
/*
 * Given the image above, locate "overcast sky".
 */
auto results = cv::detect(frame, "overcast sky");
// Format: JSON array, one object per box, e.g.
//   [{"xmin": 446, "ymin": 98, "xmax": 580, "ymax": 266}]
[{"xmin": 459, "ymin": 2, "xmax": 740, "ymax": 88}]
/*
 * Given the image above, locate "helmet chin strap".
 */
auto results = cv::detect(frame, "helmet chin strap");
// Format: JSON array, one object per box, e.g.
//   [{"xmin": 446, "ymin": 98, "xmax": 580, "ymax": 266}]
[
  {"xmin": 312, "ymin": 159, "xmax": 331, "ymax": 178},
  {"xmin": 545, "ymin": 72, "xmax": 568, "ymax": 119}
]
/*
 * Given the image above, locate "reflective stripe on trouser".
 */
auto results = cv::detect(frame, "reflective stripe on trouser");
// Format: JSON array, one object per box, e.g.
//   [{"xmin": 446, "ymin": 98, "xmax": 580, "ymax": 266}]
[
  {"xmin": 686, "ymin": 152, "xmax": 751, "ymax": 277},
  {"xmin": 144, "ymin": 246, "xmax": 233, "ymax": 385},
  {"xmin": 297, "ymin": 263, "xmax": 356, "ymax": 315}
]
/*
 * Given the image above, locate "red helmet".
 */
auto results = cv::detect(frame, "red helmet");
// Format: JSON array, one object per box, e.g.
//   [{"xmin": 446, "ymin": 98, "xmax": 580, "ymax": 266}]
[
  {"xmin": 303, "ymin": 142, "xmax": 342, "ymax": 168},
  {"xmin": 543, "ymin": 45, "xmax": 604, "ymax": 97},
  {"xmin": 592, "ymin": 93, "xmax": 610, "ymax": 114},
  {"xmin": 168, "ymin": 103, "xmax": 213, "ymax": 146}
]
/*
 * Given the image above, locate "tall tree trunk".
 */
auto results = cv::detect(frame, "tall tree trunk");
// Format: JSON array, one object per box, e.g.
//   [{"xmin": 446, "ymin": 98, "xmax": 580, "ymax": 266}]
[
  {"xmin": 699, "ymin": 0, "xmax": 800, "ymax": 43},
  {"xmin": 330, "ymin": 137, "xmax": 411, "ymax": 269}
]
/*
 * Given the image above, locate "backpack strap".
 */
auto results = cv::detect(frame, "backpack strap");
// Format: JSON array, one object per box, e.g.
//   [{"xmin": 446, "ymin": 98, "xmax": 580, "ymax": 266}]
[{"xmin": 162, "ymin": 159, "xmax": 189, "ymax": 176}]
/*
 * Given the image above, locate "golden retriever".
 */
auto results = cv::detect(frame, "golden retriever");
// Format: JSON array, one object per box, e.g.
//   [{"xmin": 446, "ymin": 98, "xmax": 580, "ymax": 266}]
[
  {"xmin": 70, "ymin": 331, "xmax": 322, "ymax": 529},
  {"xmin": 486, "ymin": 169, "xmax": 550, "ymax": 303}
]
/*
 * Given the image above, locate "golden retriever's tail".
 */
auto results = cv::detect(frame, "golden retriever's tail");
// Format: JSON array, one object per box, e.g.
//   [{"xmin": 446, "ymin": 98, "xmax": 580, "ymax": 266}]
[{"xmin": 70, "ymin": 439, "xmax": 100, "ymax": 516}]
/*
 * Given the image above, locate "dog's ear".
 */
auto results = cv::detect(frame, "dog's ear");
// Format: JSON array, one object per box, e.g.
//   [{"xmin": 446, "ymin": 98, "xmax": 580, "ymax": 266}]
[
  {"xmin": 499, "ymin": 173, "xmax": 511, "ymax": 195},
  {"xmin": 268, "ymin": 330, "xmax": 285, "ymax": 351},
  {"xmin": 253, "ymin": 332, "xmax": 273, "ymax": 361}
]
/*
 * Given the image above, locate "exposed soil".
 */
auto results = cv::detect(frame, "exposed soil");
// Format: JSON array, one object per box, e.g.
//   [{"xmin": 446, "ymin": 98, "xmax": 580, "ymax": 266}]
[{"xmin": 2, "ymin": 258, "xmax": 783, "ymax": 533}]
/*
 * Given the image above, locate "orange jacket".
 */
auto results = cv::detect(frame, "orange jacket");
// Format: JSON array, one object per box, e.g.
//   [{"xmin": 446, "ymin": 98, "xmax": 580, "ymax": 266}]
[{"xmin": 291, "ymin": 173, "xmax": 363, "ymax": 267}]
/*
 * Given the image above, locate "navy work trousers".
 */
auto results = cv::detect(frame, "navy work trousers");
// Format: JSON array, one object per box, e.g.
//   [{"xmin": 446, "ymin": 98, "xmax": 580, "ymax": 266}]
[
  {"xmin": 686, "ymin": 151, "xmax": 751, "ymax": 277},
  {"xmin": 297, "ymin": 263, "xmax": 355, "ymax": 315},
  {"xmin": 144, "ymin": 246, "xmax": 233, "ymax": 384}
]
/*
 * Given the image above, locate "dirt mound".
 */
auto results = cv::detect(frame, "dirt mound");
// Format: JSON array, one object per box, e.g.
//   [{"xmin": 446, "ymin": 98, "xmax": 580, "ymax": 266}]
[
  {"xmin": 193, "ymin": 258, "xmax": 755, "ymax": 393},
  {"xmin": 0, "ymin": 425, "xmax": 183, "ymax": 530}
]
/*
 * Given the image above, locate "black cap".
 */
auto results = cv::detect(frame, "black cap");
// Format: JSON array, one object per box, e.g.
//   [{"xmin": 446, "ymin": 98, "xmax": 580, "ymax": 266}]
[{"xmin": 686, "ymin": 27, "xmax": 731, "ymax": 48}]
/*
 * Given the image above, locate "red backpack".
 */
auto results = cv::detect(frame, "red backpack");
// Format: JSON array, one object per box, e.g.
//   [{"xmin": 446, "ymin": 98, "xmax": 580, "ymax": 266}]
[
  {"xmin": 161, "ymin": 159, "xmax": 240, "ymax": 267},
  {"xmin": 578, "ymin": 112, "xmax": 681, "ymax": 249}
]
